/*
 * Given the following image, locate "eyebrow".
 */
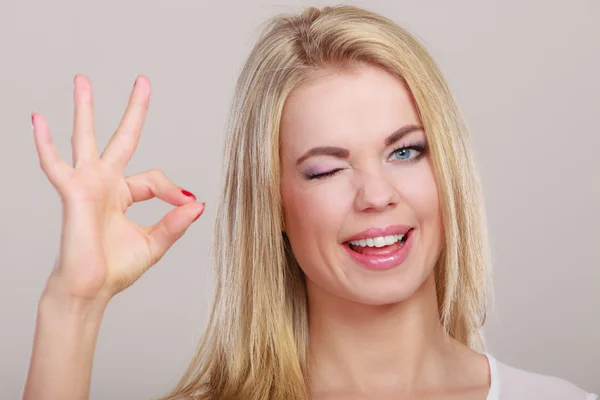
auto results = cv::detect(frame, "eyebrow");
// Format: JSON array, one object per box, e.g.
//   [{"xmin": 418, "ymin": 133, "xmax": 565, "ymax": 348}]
[{"xmin": 295, "ymin": 124, "xmax": 424, "ymax": 165}]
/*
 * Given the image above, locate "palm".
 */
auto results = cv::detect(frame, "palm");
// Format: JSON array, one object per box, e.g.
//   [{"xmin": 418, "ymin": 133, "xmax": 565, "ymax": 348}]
[
  {"xmin": 33, "ymin": 75, "xmax": 204, "ymax": 301},
  {"xmin": 57, "ymin": 169, "xmax": 152, "ymax": 298}
]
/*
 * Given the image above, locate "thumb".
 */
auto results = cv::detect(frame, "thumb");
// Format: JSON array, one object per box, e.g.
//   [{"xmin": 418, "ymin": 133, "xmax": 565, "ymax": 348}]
[{"xmin": 147, "ymin": 202, "xmax": 205, "ymax": 261}]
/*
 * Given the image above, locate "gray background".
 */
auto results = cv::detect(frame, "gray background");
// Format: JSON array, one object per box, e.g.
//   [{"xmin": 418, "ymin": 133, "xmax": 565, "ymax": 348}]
[{"xmin": 1, "ymin": 0, "xmax": 598, "ymax": 398}]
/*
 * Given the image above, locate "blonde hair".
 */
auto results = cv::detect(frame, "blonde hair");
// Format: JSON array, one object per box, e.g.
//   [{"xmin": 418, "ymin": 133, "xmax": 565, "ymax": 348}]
[{"xmin": 158, "ymin": 5, "xmax": 491, "ymax": 400}]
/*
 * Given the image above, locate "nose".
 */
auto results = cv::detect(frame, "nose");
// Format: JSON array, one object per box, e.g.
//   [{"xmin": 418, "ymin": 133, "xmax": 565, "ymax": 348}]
[{"xmin": 354, "ymin": 166, "xmax": 399, "ymax": 213}]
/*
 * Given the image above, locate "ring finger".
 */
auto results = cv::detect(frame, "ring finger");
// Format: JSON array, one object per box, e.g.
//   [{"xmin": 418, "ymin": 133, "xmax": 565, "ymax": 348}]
[{"xmin": 72, "ymin": 75, "xmax": 99, "ymax": 167}]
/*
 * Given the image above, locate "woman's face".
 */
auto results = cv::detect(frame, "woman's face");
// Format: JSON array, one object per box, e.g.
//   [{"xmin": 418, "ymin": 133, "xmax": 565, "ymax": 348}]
[{"xmin": 279, "ymin": 64, "xmax": 444, "ymax": 305}]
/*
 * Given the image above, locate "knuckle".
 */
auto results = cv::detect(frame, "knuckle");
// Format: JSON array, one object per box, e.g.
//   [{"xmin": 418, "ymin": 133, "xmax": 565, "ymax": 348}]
[
  {"xmin": 148, "ymin": 168, "xmax": 166, "ymax": 182},
  {"xmin": 146, "ymin": 168, "xmax": 167, "ymax": 192},
  {"xmin": 148, "ymin": 167, "xmax": 163, "ymax": 176}
]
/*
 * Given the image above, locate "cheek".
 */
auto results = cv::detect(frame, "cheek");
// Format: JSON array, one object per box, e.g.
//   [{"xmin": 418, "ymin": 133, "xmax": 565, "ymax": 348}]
[
  {"xmin": 282, "ymin": 180, "xmax": 350, "ymax": 240},
  {"xmin": 394, "ymin": 163, "xmax": 443, "ymax": 257},
  {"xmin": 281, "ymin": 178, "xmax": 355, "ymax": 282},
  {"xmin": 395, "ymin": 162, "xmax": 441, "ymax": 221}
]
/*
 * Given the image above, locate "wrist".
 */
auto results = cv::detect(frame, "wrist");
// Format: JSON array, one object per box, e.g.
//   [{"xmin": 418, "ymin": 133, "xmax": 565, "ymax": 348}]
[{"xmin": 40, "ymin": 276, "xmax": 110, "ymax": 319}]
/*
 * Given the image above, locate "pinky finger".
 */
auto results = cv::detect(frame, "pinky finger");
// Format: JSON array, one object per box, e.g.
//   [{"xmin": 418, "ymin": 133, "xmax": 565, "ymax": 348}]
[{"xmin": 32, "ymin": 113, "xmax": 72, "ymax": 185}]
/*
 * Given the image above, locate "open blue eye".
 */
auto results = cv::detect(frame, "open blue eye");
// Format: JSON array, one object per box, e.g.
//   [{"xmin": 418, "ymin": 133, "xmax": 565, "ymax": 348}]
[
  {"xmin": 390, "ymin": 148, "xmax": 413, "ymax": 161},
  {"xmin": 389, "ymin": 143, "xmax": 426, "ymax": 163},
  {"xmin": 303, "ymin": 143, "xmax": 427, "ymax": 180}
]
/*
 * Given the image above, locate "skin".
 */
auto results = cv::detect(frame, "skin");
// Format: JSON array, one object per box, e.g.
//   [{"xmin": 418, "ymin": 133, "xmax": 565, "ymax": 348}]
[
  {"xmin": 24, "ymin": 76, "xmax": 205, "ymax": 399},
  {"xmin": 280, "ymin": 64, "xmax": 491, "ymax": 399},
  {"xmin": 23, "ymin": 68, "xmax": 488, "ymax": 399}
]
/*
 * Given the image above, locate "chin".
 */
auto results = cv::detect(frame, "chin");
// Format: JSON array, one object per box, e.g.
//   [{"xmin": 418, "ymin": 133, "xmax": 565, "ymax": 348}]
[{"xmin": 342, "ymin": 264, "xmax": 433, "ymax": 307}]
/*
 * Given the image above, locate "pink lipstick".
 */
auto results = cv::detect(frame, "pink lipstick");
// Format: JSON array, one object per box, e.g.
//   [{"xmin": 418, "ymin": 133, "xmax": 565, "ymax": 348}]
[{"xmin": 342, "ymin": 225, "xmax": 415, "ymax": 271}]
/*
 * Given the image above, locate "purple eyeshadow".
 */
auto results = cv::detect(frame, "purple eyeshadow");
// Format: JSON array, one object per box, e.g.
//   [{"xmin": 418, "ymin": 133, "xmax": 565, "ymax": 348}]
[{"xmin": 303, "ymin": 165, "xmax": 334, "ymax": 176}]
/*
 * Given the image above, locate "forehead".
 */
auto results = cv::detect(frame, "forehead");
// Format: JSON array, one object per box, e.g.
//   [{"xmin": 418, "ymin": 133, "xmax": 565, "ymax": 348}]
[{"xmin": 280, "ymin": 65, "xmax": 422, "ymax": 152}]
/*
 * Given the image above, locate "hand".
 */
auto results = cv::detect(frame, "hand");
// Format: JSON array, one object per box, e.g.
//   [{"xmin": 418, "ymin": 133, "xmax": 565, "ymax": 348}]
[{"xmin": 32, "ymin": 75, "xmax": 205, "ymax": 305}]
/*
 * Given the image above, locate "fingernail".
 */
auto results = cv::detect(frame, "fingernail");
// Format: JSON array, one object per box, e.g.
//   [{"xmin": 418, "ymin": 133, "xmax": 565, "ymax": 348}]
[
  {"xmin": 192, "ymin": 204, "xmax": 205, "ymax": 222},
  {"xmin": 181, "ymin": 189, "xmax": 196, "ymax": 200},
  {"xmin": 133, "ymin": 77, "xmax": 138, "ymax": 88},
  {"xmin": 31, "ymin": 113, "xmax": 36, "ymax": 128}
]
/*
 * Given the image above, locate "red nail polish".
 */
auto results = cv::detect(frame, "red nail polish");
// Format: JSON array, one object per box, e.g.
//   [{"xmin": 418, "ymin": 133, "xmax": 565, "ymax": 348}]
[
  {"xmin": 181, "ymin": 189, "xmax": 196, "ymax": 199},
  {"xmin": 31, "ymin": 113, "xmax": 35, "ymax": 125},
  {"xmin": 192, "ymin": 205, "xmax": 205, "ymax": 222}
]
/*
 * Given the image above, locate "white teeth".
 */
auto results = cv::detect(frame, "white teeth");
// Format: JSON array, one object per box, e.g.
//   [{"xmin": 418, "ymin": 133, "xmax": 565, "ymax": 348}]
[
  {"xmin": 349, "ymin": 234, "xmax": 405, "ymax": 248},
  {"xmin": 374, "ymin": 237, "xmax": 386, "ymax": 247}
]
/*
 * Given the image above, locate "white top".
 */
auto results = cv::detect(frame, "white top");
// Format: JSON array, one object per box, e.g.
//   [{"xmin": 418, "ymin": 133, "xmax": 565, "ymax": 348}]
[{"xmin": 484, "ymin": 353, "xmax": 598, "ymax": 399}]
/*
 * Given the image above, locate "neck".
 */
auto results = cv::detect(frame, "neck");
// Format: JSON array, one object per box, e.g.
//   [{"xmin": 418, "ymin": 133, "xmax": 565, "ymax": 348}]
[{"xmin": 306, "ymin": 273, "xmax": 457, "ymax": 395}]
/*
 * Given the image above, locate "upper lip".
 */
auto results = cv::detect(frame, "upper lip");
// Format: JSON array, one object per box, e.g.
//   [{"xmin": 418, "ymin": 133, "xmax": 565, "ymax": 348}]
[{"xmin": 343, "ymin": 225, "xmax": 413, "ymax": 243}]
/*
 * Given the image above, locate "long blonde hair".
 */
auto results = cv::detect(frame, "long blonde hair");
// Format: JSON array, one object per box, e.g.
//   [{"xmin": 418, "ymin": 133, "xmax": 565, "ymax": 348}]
[{"xmin": 158, "ymin": 5, "xmax": 491, "ymax": 400}]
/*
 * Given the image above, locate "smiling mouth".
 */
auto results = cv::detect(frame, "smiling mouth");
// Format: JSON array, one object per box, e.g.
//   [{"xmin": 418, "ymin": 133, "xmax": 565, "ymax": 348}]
[{"xmin": 346, "ymin": 228, "xmax": 413, "ymax": 255}]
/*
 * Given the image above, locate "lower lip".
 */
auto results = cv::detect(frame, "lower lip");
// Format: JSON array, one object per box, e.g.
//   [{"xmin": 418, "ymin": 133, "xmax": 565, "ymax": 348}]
[{"xmin": 343, "ymin": 230, "xmax": 414, "ymax": 271}]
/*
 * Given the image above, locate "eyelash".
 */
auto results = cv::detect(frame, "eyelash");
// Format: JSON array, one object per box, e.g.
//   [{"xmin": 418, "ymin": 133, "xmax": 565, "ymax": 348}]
[{"xmin": 305, "ymin": 142, "xmax": 427, "ymax": 180}]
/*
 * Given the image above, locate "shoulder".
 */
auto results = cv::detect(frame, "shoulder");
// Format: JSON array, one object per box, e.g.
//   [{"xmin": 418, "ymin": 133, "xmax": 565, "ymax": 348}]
[{"xmin": 491, "ymin": 355, "xmax": 598, "ymax": 399}]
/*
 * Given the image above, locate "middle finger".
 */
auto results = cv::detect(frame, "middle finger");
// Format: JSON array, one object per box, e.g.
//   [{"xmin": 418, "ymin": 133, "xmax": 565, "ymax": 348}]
[{"xmin": 101, "ymin": 75, "xmax": 152, "ymax": 170}]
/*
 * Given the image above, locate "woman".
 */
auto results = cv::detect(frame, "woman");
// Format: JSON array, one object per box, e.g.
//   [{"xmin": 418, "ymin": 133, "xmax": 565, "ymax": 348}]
[{"xmin": 23, "ymin": 5, "xmax": 597, "ymax": 400}]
